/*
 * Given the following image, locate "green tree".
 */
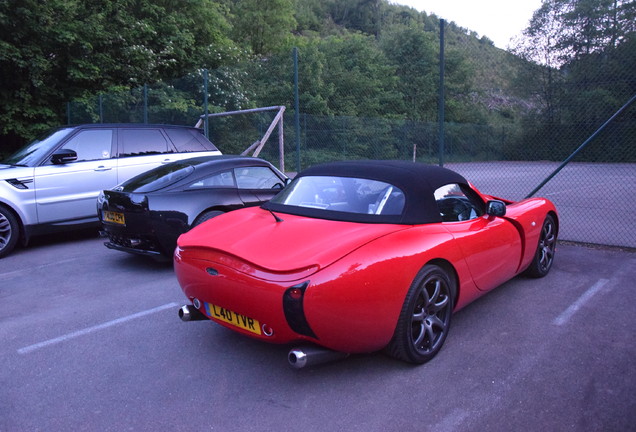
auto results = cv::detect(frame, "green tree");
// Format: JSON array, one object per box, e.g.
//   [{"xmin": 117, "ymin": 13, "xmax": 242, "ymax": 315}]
[
  {"xmin": 511, "ymin": 0, "xmax": 636, "ymax": 160},
  {"xmin": 227, "ymin": 0, "xmax": 297, "ymax": 55},
  {"xmin": 380, "ymin": 4, "xmax": 426, "ymax": 28},
  {"xmin": 244, "ymin": 38, "xmax": 331, "ymax": 115},
  {"xmin": 326, "ymin": 0, "xmax": 384, "ymax": 37},
  {"xmin": 380, "ymin": 26, "xmax": 437, "ymax": 121},
  {"xmin": 557, "ymin": 0, "xmax": 636, "ymax": 58},
  {"xmin": 511, "ymin": 0, "xmax": 633, "ymax": 121},
  {"xmin": 319, "ymin": 34, "xmax": 402, "ymax": 117},
  {"xmin": 248, "ymin": 33, "xmax": 402, "ymax": 117},
  {"xmin": 0, "ymin": 0, "xmax": 233, "ymax": 149},
  {"xmin": 514, "ymin": 0, "xmax": 635, "ymax": 67},
  {"xmin": 511, "ymin": 0, "xmax": 569, "ymax": 123},
  {"xmin": 294, "ymin": 0, "xmax": 329, "ymax": 34}
]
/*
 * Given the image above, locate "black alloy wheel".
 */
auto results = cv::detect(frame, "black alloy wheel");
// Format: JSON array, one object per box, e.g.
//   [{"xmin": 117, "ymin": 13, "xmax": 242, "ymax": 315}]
[
  {"xmin": 387, "ymin": 264, "xmax": 455, "ymax": 364},
  {"xmin": 524, "ymin": 214, "xmax": 557, "ymax": 278}
]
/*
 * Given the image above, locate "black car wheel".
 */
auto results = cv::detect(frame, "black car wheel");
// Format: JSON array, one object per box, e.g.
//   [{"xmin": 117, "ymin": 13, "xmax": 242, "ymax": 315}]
[
  {"xmin": 0, "ymin": 204, "xmax": 19, "ymax": 258},
  {"xmin": 524, "ymin": 214, "xmax": 557, "ymax": 278},
  {"xmin": 192, "ymin": 210, "xmax": 225, "ymax": 228},
  {"xmin": 386, "ymin": 264, "xmax": 455, "ymax": 364}
]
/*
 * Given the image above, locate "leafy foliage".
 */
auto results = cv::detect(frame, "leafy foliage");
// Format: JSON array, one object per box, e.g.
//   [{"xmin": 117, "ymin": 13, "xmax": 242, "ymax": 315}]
[
  {"xmin": 510, "ymin": 0, "xmax": 636, "ymax": 161},
  {"xmin": 225, "ymin": 0, "xmax": 297, "ymax": 55},
  {"xmin": 1, "ymin": 0, "xmax": 634, "ymax": 165},
  {"xmin": 0, "ymin": 0, "xmax": 234, "ymax": 147}
]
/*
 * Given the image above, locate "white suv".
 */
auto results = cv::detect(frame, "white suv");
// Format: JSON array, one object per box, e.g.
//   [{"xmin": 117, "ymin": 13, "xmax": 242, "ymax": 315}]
[{"xmin": 0, "ymin": 123, "xmax": 221, "ymax": 257}]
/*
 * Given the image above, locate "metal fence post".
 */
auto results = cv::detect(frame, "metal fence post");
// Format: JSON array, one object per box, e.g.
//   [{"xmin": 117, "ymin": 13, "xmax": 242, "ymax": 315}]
[
  {"xmin": 143, "ymin": 83, "xmax": 148, "ymax": 123},
  {"xmin": 294, "ymin": 47, "xmax": 301, "ymax": 173},
  {"xmin": 203, "ymin": 69, "xmax": 209, "ymax": 139},
  {"xmin": 99, "ymin": 94, "xmax": 103, "ymax": 123},
  {"xmin": 438, "ymin": 19, "xmax": 445, "ymax": 167}
]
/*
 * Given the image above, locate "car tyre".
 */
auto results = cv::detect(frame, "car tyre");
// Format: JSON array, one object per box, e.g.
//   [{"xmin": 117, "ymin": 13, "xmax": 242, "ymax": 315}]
[
  {"xmin": 386, "ymin": 264, "xmax": 455, "ymax": 364},
  {"xmin": 524, "ymin": 214, "xmax": 557, "ymax": 278},
  {"xmin": 192, "ymin": 210, "xmax": 225, "ymax": 228},
  {"xmin": 0, "ymin": 204, "xmax": 19, "ymax": 258}
]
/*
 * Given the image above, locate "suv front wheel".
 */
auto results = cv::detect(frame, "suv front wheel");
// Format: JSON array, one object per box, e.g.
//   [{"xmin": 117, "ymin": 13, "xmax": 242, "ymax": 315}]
[{"xmin": 0, "ymin": 204, "xmax": 19, "ymax": 258}]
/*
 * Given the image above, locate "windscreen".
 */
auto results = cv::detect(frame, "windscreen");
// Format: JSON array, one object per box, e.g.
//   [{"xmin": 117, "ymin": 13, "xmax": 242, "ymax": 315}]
[
  {"xmin": 2, "ymin": 128, "xmax": 74, "ymax": 166},
  {"xmin": 270, "ymin": 176, "xmax": 405, "ymax": 216},
  {"xmin": 121, "ymin": 161, "xmax": 195, "ymax": 193}
]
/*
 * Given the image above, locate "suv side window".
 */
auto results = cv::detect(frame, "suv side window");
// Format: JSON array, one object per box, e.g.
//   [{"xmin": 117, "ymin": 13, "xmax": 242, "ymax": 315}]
[
  {"xmin": 119, "ymin": 129, "xmax": 171, "ymax": 157},
  {"xmin": 61, "ymin": 129, "xmax": 113, "ymax": 162},
  {"xmin": 165, "ymin": 128, "xmax": 218, "ymax": 152},
  {"xmin": 434, "ymin": 183, "xmax": 484, "ymax": 222}
]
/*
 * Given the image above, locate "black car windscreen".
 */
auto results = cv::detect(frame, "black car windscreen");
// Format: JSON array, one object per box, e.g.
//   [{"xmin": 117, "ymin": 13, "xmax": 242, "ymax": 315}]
[{"xmin": 122, "ymin": 163, "xmax": 195, "ymax": 193}]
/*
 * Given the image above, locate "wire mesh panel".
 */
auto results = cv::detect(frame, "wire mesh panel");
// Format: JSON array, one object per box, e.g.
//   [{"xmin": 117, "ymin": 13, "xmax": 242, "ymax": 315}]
[{"xmin": 66, "ymin": 33, "xmax": 635, "ymax": 248}]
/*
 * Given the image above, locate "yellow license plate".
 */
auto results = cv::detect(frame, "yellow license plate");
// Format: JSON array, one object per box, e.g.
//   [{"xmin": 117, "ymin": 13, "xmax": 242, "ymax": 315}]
[
  {"xmin": 103, "ymin": 210, "xmax": 125, "ymax": 225},
  {"xmin": 204, "ymin": 302, "xmax": 261, "ymax": 335}
]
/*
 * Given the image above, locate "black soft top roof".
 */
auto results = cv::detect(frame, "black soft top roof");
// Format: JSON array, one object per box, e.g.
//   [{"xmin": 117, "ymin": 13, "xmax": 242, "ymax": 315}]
[{"xmin": 265, "ymin": 160, "xmax": 471, "ymax": 224}]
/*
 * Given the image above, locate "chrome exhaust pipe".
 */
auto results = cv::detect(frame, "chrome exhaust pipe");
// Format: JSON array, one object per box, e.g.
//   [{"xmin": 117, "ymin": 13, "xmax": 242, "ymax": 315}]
[
  {"xmin": 288, "ymin": 346, "xmax": 349, "ymax": 369},
  {"xmin": 179, "ymin": 304, "xmax": 208, "ymax": 322}
]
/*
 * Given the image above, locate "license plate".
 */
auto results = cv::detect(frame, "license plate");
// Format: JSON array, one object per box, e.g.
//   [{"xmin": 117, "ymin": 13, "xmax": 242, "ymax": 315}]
[
  {"xmin": 103, "ymin": 210, "xmax": 125, "ymax": 225},
  {"xmin": 204, "ymin": 302, "xmax": 261, "ymax": 335}
]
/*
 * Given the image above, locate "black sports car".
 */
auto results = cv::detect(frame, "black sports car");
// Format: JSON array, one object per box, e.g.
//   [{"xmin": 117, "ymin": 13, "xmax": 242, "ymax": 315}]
[{"xmin": 97, "ymin": 155, "xmax": 288, "ymax": 260}]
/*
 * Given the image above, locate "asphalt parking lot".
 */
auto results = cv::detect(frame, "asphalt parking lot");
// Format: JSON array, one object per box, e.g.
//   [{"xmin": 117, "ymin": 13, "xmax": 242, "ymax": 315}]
[{"xmin": 1, "ymin": 231, "xmax": 635, "ymax": 432}]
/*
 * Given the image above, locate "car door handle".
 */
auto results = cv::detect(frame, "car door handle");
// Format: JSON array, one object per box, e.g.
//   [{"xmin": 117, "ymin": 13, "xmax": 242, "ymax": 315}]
[
  {"xmin": 161, "ymin": 159, "xmax": 172, "ymax": 164},
  {"xmin": 94, "ymin": 166, "xmax": 113, "ymax": 171}
]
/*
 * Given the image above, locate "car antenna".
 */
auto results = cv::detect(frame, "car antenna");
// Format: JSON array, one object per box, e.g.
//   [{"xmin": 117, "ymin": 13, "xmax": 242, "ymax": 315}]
[{"xmin": 268, "ymin": 209, "xmax": 284, "ymax": 223}]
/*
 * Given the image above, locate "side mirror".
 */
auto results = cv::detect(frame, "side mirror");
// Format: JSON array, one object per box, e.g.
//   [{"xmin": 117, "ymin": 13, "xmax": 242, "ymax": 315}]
[
  {"xmin": 51, "ymin": 149, "xmax": 77, "ymax": 164},
  {"xmin": 486, "ymin": 200, "xmax": 506, "ymax": 217}
]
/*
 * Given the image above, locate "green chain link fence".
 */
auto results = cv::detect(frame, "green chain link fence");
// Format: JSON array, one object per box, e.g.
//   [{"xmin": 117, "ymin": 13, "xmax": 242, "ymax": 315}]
[{"xmin": 67, "ymin": 30, "xmax": 636, "ymax": 249}]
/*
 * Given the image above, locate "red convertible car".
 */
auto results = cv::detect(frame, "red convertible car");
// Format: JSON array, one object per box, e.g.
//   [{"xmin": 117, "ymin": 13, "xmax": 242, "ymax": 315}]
[{"xmin": 175, "ymin": 160, "xmax": 558, "ymax": 367}]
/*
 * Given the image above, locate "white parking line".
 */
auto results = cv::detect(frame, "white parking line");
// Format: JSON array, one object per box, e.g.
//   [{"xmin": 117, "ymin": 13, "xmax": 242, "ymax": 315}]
[
  {"xmin": 17, "ymin": 302, "xmax": 179, "ymax": 354},
  {"xmin": 0, "ymin": 258, "xmax": 82, "ymax": 282},
  {"xmin": 553, "ymin": 279, "xmax": 610, "ymax": 326}
]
